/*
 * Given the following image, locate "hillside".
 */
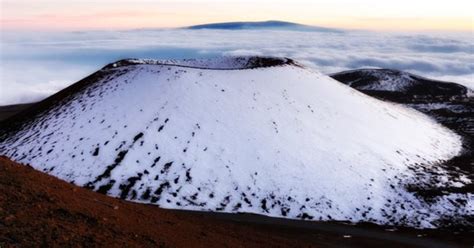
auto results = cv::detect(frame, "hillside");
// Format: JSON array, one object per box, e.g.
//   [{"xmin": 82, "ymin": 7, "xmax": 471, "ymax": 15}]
[
  {"xmin": 0, "ymin": 57, "xmax": 470, "ymax": 228},
  {"xmin": 0, "ymin": 156, "xmax": 303, "ymax": 247},
  {"xmin": 331, "ymin": 69, "xmax": 474, "ymax": 219},
  {"xmin": 4, "ymin": 156, "xmax": 473, "ymax": 247},
  {"xmin": 331, "ymin": 69, "xmax": 474, "ymax": 137},
  {"xmin": 0, "ymin": 103, "xmax": 34, "ymax": 122}
]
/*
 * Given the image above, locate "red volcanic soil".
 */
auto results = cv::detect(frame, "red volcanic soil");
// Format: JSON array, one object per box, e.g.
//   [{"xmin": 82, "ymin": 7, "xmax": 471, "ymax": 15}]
[
  {"xmin": 0, "ymin": 156, "xmax": 308, "ymax": 247},
  {"xmin": 0, "ymin": 156, "xmax": 471, "ymax": 247}
]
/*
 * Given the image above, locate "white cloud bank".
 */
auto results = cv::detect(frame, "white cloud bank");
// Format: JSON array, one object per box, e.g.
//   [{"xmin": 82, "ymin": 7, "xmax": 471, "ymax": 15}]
[{"xmin": 1, "ymin": 29, "xmax": 473, "ymax": 104}]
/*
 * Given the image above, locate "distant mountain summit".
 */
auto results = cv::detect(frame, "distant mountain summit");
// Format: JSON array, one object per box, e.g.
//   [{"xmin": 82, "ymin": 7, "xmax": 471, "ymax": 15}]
[{"xmin": 186, "ymin": 20, "xmax": 342, "ymax": 32}]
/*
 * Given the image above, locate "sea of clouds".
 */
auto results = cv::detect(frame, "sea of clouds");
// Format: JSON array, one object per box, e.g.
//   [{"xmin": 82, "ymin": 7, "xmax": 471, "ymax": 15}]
[{"xmin": 1, "ymin": 29, "xmax": 473, "ymax": 105}]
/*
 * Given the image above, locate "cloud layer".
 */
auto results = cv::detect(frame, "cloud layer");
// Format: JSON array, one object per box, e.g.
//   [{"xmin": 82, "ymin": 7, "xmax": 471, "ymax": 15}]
[{"xmin": 1, "ymin": 29, "xmax": 473, "ymax": 104}]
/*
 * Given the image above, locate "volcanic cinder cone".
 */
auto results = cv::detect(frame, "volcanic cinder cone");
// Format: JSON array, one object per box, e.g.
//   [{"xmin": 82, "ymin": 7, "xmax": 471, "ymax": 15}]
[{"xmin": 1, "ymin": 57, "xmax": 469, "ymax": 228}]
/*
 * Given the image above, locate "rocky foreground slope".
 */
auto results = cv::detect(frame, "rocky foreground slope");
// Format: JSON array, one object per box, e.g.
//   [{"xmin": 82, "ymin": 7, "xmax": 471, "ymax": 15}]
[
  {"xmin": 0, "ymin": 57, "xmax": 471, "ymax": 228},
  {"xmin": 0, "ymin": 156, "xmax": 319, "ymax": 247},
  {"xmin": 3, "ymin": 156, "xmax": 472, "ymax": 247}
]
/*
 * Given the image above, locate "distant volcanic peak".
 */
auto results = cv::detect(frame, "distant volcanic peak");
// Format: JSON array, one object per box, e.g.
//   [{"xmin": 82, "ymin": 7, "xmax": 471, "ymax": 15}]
[
  {"xmin": 334, "ymin": 68, "xmax": 431, "ymax": 83},
  {"xmin": 186, "ymin": 20, "xmax": 342, "ymax": 32},
  {"xmin": 331, "ymin": 68, "xmax": 469, "ymax": 95},
  {"xmin": 103, "ymin": 56, "xmax": 300, "ymax": 70},
  {"xmin": 188, "ymin": 20, "xmax": 301, "ymax": 29}
]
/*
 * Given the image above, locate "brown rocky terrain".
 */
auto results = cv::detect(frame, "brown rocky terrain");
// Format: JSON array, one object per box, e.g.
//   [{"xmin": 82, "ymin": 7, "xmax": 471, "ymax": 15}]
[{"xmin": 0, "ymin": 156, "xmax": 472, "ymax": 247}]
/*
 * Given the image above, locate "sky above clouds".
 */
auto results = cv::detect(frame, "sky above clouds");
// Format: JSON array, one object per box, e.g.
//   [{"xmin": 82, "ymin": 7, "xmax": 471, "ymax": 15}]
[
  {"xmin": 0, "ymin": 1, "xmax": 473, "ymax": 104},
  {"xmin": 1, "ymin": 29, "xmax": 473, "ymax": 104},
  {"xmin": 1, "ymin": 0, "xmax": 473, "ymax": 31}
]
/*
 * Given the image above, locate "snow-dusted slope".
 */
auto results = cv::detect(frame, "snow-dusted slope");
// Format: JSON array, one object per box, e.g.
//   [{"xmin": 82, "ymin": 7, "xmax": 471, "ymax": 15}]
[
  {"xmin": 333, "ymin": 69, "xmax": 418, "ymax": 91},
  {"xmin": 331, "ymin": 68, "xmax": 474, "ymax": 137},
  {"xmin": 0, "ymin": 57, "xmax": 470, "ymax": 228},
  {"xmin": 331, "ymin": 68, "xmax": 472, "ymax": 94}
]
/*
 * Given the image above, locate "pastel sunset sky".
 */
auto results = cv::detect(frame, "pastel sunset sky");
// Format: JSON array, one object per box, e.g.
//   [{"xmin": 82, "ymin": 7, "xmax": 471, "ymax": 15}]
[{"xmin": 1, "ymin": 0, "xmax": 473, "ymax": 31}]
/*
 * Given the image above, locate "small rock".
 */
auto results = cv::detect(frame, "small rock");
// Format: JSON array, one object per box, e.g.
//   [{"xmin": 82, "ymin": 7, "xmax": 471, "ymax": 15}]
[{"xmin": 5, "ymin": 215, "xmax": 15, "ymax": 221}]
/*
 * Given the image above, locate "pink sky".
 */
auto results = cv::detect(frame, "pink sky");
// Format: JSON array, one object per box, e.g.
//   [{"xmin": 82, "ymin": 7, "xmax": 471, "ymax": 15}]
[{"xmin": 1, "ymin": 0, "xmax": 473, "ymax": 31}]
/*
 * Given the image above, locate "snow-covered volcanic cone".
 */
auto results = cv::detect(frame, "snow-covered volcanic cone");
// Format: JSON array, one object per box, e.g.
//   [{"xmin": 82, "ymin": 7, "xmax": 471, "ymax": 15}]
[{"xmin": 0, "ymin": 57, "xmax": 470, "ymax": 228}]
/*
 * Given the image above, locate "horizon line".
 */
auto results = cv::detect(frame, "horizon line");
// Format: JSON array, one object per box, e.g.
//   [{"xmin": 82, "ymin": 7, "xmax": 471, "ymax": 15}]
[{"xmin": 2, "ymin": 20, "xmax": 473, "ymax": 33}]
